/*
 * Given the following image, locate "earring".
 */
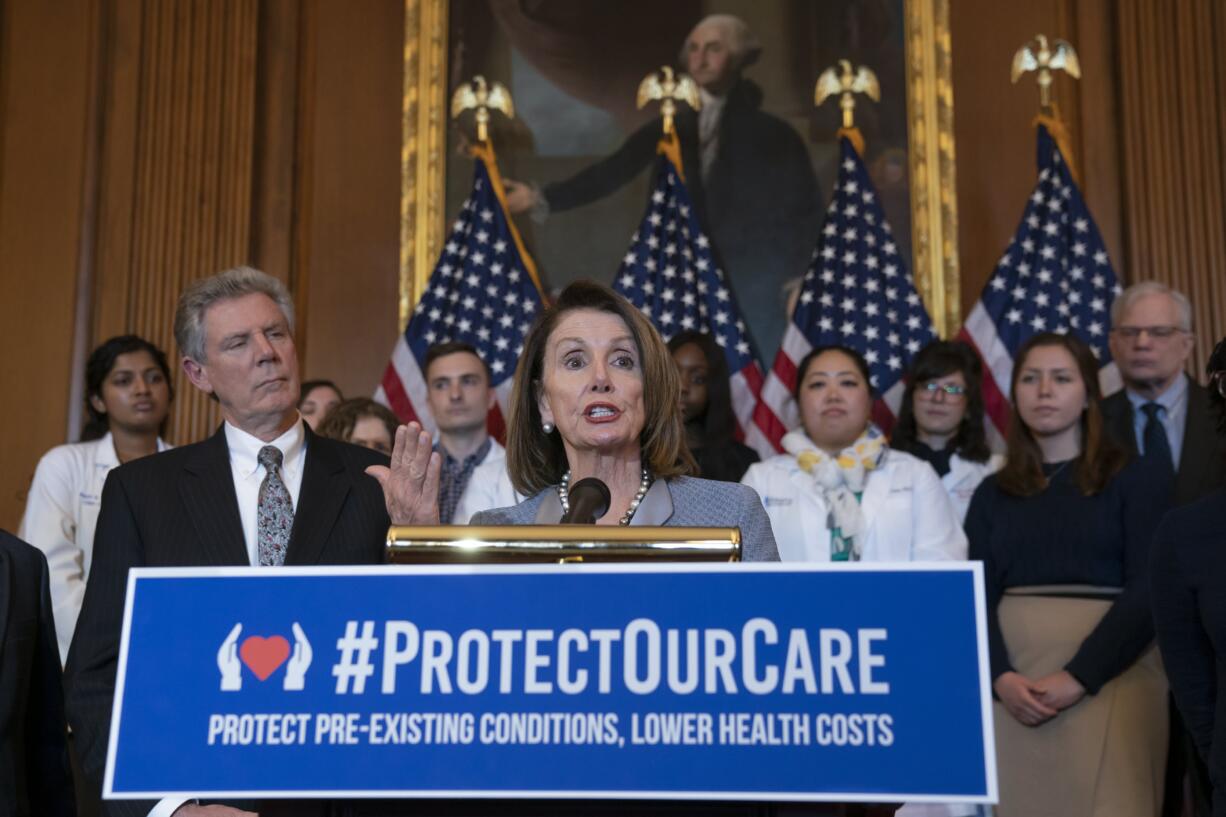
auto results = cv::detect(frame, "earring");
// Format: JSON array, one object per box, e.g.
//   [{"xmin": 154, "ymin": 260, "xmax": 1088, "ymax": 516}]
[{"xmin": 542, "ymin": 421, "xmax": 554, "ymax": 434}]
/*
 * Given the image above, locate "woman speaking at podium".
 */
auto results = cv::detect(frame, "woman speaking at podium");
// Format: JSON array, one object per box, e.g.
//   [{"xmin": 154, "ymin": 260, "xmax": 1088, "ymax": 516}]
[{"xmin": 369, "ymin": 280, "xmax": 779, "ymax": 561}]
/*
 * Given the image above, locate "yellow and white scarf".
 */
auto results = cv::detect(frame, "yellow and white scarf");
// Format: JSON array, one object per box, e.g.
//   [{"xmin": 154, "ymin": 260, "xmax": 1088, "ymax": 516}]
[{"xmin": 781, "ymin": 425, "xmax": 888, "ymax": 558}]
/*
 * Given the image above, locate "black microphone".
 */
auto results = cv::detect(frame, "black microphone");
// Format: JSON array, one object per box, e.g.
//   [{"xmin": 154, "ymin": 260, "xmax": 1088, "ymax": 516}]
[{"xmin": 561, "ymin": 478, "xmax": 611, "ymax": 524}]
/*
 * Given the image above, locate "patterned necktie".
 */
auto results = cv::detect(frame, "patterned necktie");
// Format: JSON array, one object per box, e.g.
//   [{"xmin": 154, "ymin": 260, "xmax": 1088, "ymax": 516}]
[
  {"xmin": 257, "ymin": 445, "xmax": 293, "ymax": 566},
  {"xmin": 1141, "ymin": 402, "xmax": 1175, "ymax": 477}
]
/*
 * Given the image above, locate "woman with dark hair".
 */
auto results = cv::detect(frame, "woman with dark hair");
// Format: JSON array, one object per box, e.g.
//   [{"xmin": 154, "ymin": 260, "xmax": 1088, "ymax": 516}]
[
  {"xmin": 298, "ymin": 379, "xmax": 343, "ymax": 430},
  {"xmin": 367, "ymin": 280, "xmax": 778, "ymax": 560},
  {"xmin": 966, "ymin": 332, "xmax": 1169, "ymax": 817},
  {"xmin": 19, "ymin": 334, "xmax": 174, "ymax": 663},
  {"xmin": 1151, "ymin": 337, "xmax": 1226, "ymax": 816},
  {"xmin": 316, "ymin": 397, "xmax": 400, "ymax": 455},
  {"xmin": 667, "ymin": 330, "xmax": 759, "ymax": 482},
  {"xmin": 892, "ymin": 340, "xmax": 1003, "ymax": 520},
  {"xmin": 741, "ymin": 344, "xmax": 965, "ymax": 563}
]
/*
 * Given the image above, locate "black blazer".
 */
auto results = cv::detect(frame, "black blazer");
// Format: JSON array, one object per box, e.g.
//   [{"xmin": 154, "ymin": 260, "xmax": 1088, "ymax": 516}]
[
  {"xmin": 64, "ymin": 424, "xmax": 390, "ymax": 817},
  {"xmin": 1102, "ymin": 377, "xmax": 1226, "ymax": 507},
  {"xmin": 0, "ymin": 531, "xmax": 75, "ymax": 817},
  {"xmin": 1150, "ymin": 487, "xmax": 1226, "ymax": 815}
]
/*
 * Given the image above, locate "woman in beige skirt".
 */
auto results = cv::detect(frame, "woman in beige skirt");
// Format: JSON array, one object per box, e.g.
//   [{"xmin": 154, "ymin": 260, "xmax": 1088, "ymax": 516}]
[{"xmin": 965, "ymin": 333, "xmax": 1170, "ymax": 816}]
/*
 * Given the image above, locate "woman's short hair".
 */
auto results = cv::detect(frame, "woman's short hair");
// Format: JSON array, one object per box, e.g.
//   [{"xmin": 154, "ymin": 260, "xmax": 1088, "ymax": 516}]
[
  {"xmin": 82, "ymin": 335, "xmax": 174, "ymax": 441},
  {"xmin": 173, "ymin": 266, "xmax": 294, "ymax": 362},
  {"xmin": 891, "ymin": 340, "xmax": 991, "ymax": 463},
  {"xmin": 667, "ymin": 330, "xmax": 736, "ymax": 445},
  {"xmin": 505, "ymin": 280, "xmax": 695, "ymax": 496},
  {"xmin": 792, "ymin": 344, "xmax": 875, "ymax": 401},
  {"xmin": 315, "ymin": 398, "xmax": 399, "ymax": 445},
  {"xmin": 1209, "ymin": 337, "xmax": 1226, "ymax": 433},
  {"xmin": 298, "ymin": 379, "xmax": 343, "ymax": 407},
  {"xmin": 996, "ymin": 332, "xmax": 1127, "ymax": 497}
]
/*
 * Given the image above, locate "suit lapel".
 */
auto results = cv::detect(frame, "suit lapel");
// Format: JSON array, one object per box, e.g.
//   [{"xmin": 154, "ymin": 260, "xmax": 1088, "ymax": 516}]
[
  {"xmin": 858, "ymin": 462, "xmax": 892, "ymax": 546},
  {"xmin": 0, "ymin": 546, "xmax": 11, "ymax": 657},
  {"xmin": 1103, "ymin": 392, "xmax": 1138, "ymax": 455},
  {"xmin": 631, "ymin": 479, "xmax": 674, "ymax": 526},
  {"xmin": 180, "ymin": 427, "xmax": 250, "ymax": 566},
  {"xmin": 286, "ymin": 430, "xmax": 350, "ymax": 566},
  {"xmin": 1176, "ymin": 380, "xmax": 1211, "ymax": 502}
]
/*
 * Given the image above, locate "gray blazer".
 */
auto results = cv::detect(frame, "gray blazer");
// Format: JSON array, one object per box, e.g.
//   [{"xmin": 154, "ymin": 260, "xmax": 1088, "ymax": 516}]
[{"xmin": 471, "ymin": 475, "xmax": 780, "ymax": 562}]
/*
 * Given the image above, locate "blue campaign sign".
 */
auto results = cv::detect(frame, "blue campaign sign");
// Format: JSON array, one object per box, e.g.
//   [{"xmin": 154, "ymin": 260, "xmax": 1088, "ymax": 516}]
[{"xmin": 105, "ymin": 563, "xmax": 996, "ymax": 803}]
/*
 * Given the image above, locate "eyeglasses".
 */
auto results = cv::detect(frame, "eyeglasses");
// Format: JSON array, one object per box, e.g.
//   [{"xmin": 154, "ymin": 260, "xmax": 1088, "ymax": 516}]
[
  {"xmin": 1111, "ymin": 325, "xmax": 1186, "ymax": 341},
  {"xmin": 916, "ymin": 382, "xmax": 967, "ymax": 398}
]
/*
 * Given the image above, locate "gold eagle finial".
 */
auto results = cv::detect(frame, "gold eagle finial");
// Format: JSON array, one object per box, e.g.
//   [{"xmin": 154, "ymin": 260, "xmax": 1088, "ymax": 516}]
[
  {"xmin": 814, "ymin": 60, "xmax": 880, "ymax": 130},
  {"xmin": 1011, "ymin": 34, "xmax": 1081, "ymax": 113},
  {"xmin": 450, "ymin": 75, "xmax": 515, "ymax": 143},
  {"xmin": 637, "ymin": 66, "xmax": 701, "ymax": 136}
]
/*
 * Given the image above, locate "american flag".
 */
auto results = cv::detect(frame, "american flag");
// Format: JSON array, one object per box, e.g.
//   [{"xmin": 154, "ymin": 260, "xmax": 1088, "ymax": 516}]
[
  {"xmin": 376, "ymin": 144, "xmax": 545, "ymax": 440},
  {"xmin": 958, "ymin": 124, "xmax": 1121, "ymax": 445},
  {"xmin": 757, "ymin": 136, "xmax": 937, "ymax": 448},
  {"xmin": 612, "ymin": 134, "xmax": 774, "ymax": 458}
]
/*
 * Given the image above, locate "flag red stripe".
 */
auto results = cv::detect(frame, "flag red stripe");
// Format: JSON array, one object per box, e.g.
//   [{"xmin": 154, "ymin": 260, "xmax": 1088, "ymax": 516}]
[{"xmin": 381, "ymin": 363, "xmax": 419, "ymax": 425}]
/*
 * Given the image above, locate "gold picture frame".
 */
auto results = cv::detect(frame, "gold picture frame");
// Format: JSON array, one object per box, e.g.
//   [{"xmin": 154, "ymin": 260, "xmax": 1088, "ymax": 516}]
[{"xmin": 401, "ymin": 0, "xmax": 958, "ymax": 337}]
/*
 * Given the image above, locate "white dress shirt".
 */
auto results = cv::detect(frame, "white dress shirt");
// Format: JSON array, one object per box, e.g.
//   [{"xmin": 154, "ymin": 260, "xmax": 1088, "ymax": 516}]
[
  {"xmin": 18, "ymin": 432, "xmax": 171, "ymax": 664},
  {"xmin": 151, "ymin": 417, "xmax": 305, "ymax": 817}
]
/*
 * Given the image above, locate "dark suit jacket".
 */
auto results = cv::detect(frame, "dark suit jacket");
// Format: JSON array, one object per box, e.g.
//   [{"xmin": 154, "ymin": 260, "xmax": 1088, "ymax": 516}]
[
  {"xmin": 0, "ymin": 531, "xmax": 75, "ymax": 817},
  {"xmin": 64, "ymin": 424, "xmax": 390, "ymax": 817},
  {"xmin": 1150, "ymin": 488, "xmax": 1226, "ymax": 815},
  {"xmin": 1102, "ymin": 377, "xmax": 1226, "ymax": 507}
]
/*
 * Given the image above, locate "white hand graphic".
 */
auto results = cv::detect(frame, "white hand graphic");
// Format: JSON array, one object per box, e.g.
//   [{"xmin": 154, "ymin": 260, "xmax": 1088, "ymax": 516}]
[
  {"xmin": 283, "ymin": 621, "xmax": 312, "ymax": 691},
  {"xmin": 218, "ymin": 623, "xmax": 243, "ymax": 691}
]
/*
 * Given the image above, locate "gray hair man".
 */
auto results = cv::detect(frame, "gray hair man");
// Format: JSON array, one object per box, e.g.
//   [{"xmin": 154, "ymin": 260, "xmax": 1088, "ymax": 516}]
[
  {"xmin": 1103, "ymin": 280, "xmax": 1226, "ymax": 505},
  {"xmin": 65, "ymin": 267, "xmax": 391, "ymax": 817}
]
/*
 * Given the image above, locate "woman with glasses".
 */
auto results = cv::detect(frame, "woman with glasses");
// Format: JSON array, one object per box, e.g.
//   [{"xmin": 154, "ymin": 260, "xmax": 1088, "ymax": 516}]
[
  {"xmin": 891, "ymin": 340, "xmax": 1003, "ymax": 521},
  {"xmin": 967, "ymin": 332, "xmax": 1169, "ymax": 817},
  {"xmin": 1151, "ymin": 337, "xmax": 1226, "ymax": 817},
  {"xmin": 742, "ymin": 344, "xmax": 965, "ymax": 563}
]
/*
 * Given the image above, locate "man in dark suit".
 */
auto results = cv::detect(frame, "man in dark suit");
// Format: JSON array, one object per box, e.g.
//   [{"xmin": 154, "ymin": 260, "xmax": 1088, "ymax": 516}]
[
  {"xmin": 1104, "ymin": 281, "xmax": 1226, "ymax": 507},
  {"xmin": 64, "ymin": 267, "xmax": 391, "ymax": 817},
  {"xmin": 1104, "ymin": 282, "xmax": 1226, "ymax": 817},
  {"xmin": 0, "ymin": 530, "xmax": 75, "ymax": 817}
]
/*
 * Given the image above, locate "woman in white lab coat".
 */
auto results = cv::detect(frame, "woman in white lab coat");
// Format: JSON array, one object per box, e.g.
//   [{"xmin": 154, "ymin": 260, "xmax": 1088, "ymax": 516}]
[
  {"xmin": 19, "ymin": 335, "xmax": 173, "ymax": 664},
  {"xmin": 742, "ymin": 345, "xmax": 966, "ymax": 564},
  {"xmin": 890, "ymin": 340, "xmax": 1003, "ymax": 521}
]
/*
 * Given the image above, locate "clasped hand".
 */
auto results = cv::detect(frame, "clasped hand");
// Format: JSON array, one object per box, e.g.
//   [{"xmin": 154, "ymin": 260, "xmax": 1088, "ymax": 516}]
[
  {"xmin": 994, "ymin": 670, "xmax": 1086, "ymax": 727},
  {"xmin": 365, "ymin": 422, "xmax": 442, "ymax": 525}
]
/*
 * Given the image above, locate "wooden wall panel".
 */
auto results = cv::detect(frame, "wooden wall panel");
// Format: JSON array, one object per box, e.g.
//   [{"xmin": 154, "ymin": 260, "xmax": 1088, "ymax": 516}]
[
  {"xmin": 296, "ymin": 0, "xmax": 402, "ymax": 397},
  {"xmin": 92, "ymin": 0, "xmax": 261, "ymax": 446},
  {"xmin": 1117, "ymin": 0, "xmax": 1226, "ymax": 373},
  {"xmin": 0, "ymin": 1, "xmax": 97, "ymax": 529}
]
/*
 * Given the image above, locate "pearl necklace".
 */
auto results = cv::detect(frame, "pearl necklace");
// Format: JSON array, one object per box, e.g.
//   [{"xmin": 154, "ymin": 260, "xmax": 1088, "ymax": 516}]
[{"xmin": 558, "ymin": 468, "xmax": 652, "ymax": 525}]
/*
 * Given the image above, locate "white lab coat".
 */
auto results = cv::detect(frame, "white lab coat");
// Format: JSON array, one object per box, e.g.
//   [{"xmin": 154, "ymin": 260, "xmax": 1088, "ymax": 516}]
[
  {"xmin": 18, "ymin": 432, "xmax": 171, "ymax": 663},
  {"xmin": 452, "ymin": 440, "xmax": 522, "ymax": 524},
  {"xmin": 943, "ymin": 453, "xmax": 1005, "ymax": 522},
  {"xmin": 741, "ymin": 448, "xmax": 967, "ymax": 563}
]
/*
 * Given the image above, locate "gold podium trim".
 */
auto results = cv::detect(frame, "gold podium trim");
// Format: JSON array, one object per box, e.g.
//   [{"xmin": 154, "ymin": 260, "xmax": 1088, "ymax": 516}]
[{"xmin": 387, "ymin": 525, "xmax": 741, "ymax": 564}]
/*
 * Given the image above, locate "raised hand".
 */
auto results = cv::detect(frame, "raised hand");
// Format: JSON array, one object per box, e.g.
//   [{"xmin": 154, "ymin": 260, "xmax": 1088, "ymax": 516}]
[
  {"xmin": 502, "ymin": 179, "xmax": 540, "ymax": 214},
  {"xmin": 217, "ymin": 623, "xmax": 243, "ymax": 691},
  {"xmin": 284, "ymin": 621, "xmax": 312, "ymax": 691},
  {"xmin": 365, "ymin": 422, "xmax": 443, "ymax": 525}
]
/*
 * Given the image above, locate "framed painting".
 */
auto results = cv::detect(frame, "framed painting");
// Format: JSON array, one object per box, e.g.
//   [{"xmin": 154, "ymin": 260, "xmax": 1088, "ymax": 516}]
[{"xmin": 402, "ymin": 0, "xmax": 958, "ymax": 359}]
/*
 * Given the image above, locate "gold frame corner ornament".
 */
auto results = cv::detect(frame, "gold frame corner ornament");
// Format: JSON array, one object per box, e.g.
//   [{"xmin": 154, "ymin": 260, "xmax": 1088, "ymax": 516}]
[{"xmin": 402, "ymin": 0, "xmax": 960, "ymax": 337}]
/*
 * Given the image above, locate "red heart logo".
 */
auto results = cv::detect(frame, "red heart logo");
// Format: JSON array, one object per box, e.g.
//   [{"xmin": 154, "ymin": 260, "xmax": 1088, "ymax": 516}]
[{"xmin": 239, "ymin": 635, "xmax": 291, "ymax": 681}]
